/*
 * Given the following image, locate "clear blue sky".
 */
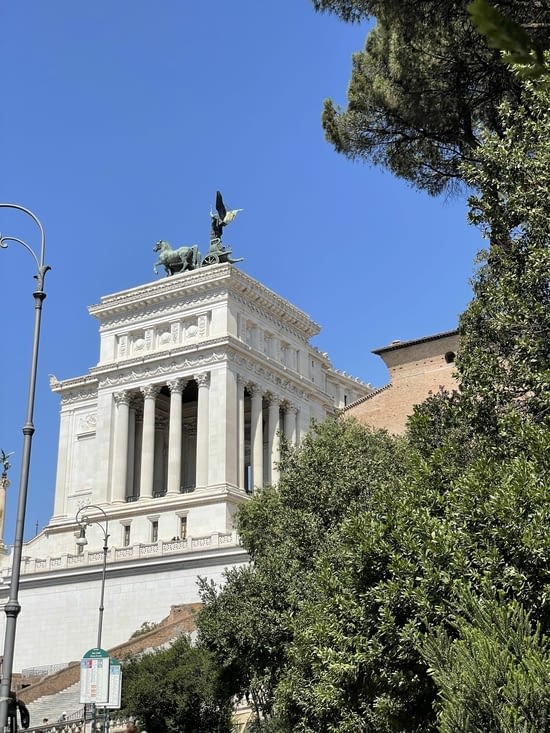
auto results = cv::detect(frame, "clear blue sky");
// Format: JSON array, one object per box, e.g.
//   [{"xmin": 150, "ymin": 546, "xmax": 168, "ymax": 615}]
[{"xmin": 1, "ymin": 1, "xmax": 481, "ymax": 541}]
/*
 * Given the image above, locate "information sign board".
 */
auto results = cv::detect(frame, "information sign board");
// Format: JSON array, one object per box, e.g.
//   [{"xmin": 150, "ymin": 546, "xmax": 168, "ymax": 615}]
[
  {"xmin": 80, "ymin": 648, "xmax": 110, "ymax": 704},
  {"xmin": 105, "ymin": 659, "xmax": 122, "ymax": 709}
]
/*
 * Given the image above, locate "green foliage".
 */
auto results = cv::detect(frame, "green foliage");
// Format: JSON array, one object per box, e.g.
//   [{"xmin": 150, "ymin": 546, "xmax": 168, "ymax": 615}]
[
  {"xmin": 458, "ymin": 79, "xmax": 550, "ymax": 441},
  {"xmin": 121, "ymin": 634, "xmax": 233, "ymax": 733},
  {"xmin": 467, "ymin": 0, "xmax": 548, "ymax": 80},
  {"xmin": 198, "ymin": 72, "xmax": 550, "ymax": 729},
  {"xmin": 312, "ymin": 1, "xmax": 550, "ymax": 194},
  {"xmin": 129, "ymin": 621, "xmax": 160, "ymax": 639},
  {"xmin": 406, "ymin": 389, "xmax": 476, "ymax": 470},
  {"xmin": 197, "ymin": 419, "xmax": 405, "ymax": 727},
  {"xmin": 274, "ymin": 423, "xmax": 550, "ymax": 732},
  {"xmin": 423, "ymin": 588, "xmax": 550, "ymax": 732}
]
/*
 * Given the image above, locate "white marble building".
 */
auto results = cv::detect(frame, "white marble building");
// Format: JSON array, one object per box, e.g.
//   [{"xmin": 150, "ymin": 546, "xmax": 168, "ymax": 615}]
[{"xmin": 0, "ymin": 263, "xmax": 371, "ymax": 672}]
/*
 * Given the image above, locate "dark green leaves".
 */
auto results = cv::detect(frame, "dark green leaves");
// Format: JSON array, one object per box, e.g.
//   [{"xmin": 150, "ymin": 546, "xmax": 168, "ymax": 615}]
[{"xmin": 467, "ymin": 0, "xmax": 548, "ymax": 80}]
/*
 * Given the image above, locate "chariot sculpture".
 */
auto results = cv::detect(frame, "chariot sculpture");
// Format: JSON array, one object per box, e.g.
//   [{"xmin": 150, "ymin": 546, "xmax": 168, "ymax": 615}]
[{"xmin": 153, "ymin": 191, "xmax": 244, "ymax": 277}]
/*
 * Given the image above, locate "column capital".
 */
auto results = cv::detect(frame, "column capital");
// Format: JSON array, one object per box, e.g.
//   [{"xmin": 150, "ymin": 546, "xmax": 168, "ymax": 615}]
[
  {"xmin": 283, "ymin": 401, "xmax": 298, "ymax": 415},
  {"xmin": 247, "ymin": 381, "xmax": 262, "ymax": 397},
  {"xmin": 114, "ymin": 390, "xmax": 131, "ymax": 407},
  {"xmin": 194, "ymin": 372, "xmax": 210, "ymax": 388},
  {"xmin": 265, "ymin": 392, "xmax": 280, "ymax": 407},
  {"xmin": 140, "ymin": 383, "xmax": 160, "ymax": 399},
  {"xmin": 167, "ymin": 378, "xmax": 188, "ymax": 395}
]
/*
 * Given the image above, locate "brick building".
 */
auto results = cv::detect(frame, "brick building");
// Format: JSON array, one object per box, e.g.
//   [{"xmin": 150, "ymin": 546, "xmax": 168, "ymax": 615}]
[{"xmin": 345, "ymin": 330, "xmax": 459, "ymax": 434}]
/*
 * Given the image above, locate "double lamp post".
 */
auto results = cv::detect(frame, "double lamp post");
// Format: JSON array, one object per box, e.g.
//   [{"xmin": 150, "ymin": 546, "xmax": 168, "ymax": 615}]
[
  {"xmin": 0, "ymin": 204, "xmax": 50, "ymax": 732},
  {"xmin": 0, "ymin": 206, "xmax": 112, "ymax": 733}
]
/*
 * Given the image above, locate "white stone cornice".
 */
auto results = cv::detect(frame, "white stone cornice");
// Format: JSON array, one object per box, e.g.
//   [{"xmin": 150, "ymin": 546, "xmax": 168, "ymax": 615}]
[
  {"xmin": 88, "ymin": 264, "xmax": 320, "ymax": 339},
  {"xmin": 50, "ymin": 374, "xmax": 98, "ymax": 396},
  {"xmin": 96, "ymin": 351, "xmax": 227, "ymax": 388},
  {"xmin": 94, "ymin": 289, "xmax": 226, "ymax": 330},
  {"xmin": 89, "ymin": 266, "xmax": 233, "ymax": 320}
]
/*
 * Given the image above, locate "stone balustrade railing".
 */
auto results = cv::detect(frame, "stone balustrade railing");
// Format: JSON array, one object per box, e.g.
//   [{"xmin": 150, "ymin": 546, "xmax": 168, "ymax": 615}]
[{"xmin": 2, "ymin": 531, "xmax": 240, "ymax": 578}]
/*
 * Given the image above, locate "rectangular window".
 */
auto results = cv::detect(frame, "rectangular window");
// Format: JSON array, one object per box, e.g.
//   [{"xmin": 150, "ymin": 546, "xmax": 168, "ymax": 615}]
[
  {"xmin": 151, "ymin": 520, "xmax": 158, "ymax": 543},
  {"xmin": 123, "ymin": 525, "xmax": 131, "ymax": 547},
  {"xmin": 180, "ymin": 516, "xmax": 187, "ymax": 540}
]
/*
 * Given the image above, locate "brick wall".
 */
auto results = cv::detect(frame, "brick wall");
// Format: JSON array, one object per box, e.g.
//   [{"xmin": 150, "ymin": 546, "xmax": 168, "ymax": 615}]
[{"xmin": 346, "ymin": 332, "xmax": 459, "ymax": 435}]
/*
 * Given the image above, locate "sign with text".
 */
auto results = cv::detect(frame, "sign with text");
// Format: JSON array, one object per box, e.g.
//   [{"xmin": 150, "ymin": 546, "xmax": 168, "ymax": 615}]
[
  {"xmin": 105, "ymin": 659, "xmax": 122, "ymax": 709},
  {"xmin": 80, "ymin": 648, "xmax": 110, "ymax": 704}
]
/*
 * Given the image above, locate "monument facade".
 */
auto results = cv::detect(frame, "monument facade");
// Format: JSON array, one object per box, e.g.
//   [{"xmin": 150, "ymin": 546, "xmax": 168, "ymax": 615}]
[{"xmin": 0, "ymin": 262, "xmax": 370, "ymax": 672}]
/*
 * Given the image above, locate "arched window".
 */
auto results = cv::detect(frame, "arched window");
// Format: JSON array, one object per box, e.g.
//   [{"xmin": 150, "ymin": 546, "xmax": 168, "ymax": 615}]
[{"xmin": 444, "ymin": 351, "xmax": 456, "ymax": 364}]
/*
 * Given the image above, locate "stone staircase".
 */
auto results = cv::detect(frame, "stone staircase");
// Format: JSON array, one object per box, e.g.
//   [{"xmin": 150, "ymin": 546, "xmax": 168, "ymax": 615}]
[
  {"xmin": 17, "ymin": 603, "xmax": 201, "ymax": 730},
  {"xmin": 27, "ymin": 682, "xmax": 81, "ymax": 727}
]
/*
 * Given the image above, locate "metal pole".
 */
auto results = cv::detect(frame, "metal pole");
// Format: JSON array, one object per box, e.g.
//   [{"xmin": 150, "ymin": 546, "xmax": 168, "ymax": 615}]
[
  {"xmin": 0, "ymin": 205, "xmax": 50, "ymax": 732},
  {"xmin": 97, "ymin": 534, "xmax": 108, "ymax": 650},
  {"xmin": 75, "ymin": 506, "xmax": 109, "ymax": 733}
]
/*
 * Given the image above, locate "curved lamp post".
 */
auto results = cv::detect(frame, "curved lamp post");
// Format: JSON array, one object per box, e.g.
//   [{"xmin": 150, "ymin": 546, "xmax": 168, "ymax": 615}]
[
  {"xmin": 75, "ymin": 505, "xmax": 110, "ymax": 733},
  {"xmin": 0, "ymin": 204, "xmax": 50, "ymax": 731}
]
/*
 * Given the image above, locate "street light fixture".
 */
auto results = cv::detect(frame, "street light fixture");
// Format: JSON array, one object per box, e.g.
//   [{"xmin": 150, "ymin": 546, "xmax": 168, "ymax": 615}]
[
  {"xmin": 75, "ymin": 504, "xmax": 110, "ymax": 733},
  {"xmin": 0, "ymin": 204, "xmax": 50, "ymax": 732}
]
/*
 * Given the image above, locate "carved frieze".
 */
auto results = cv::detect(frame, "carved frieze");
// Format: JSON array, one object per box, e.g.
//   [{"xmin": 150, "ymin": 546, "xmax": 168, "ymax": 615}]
[
  {"xmin": 96, "ymin": 350, "xmax": 228, "ymax": 388},
  {"xmin": 58, "ymin": 388, "xmax": 98, "ymax": 406},
  {"xmin": 76, "ymin": 413, "xmax": 97, "ymax": 435}
]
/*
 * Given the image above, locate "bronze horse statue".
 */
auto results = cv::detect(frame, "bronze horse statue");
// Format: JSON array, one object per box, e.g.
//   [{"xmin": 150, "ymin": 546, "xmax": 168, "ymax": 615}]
[{"xmin": 153, "ymin": 240, "xmax": 200, "ymax": 276}]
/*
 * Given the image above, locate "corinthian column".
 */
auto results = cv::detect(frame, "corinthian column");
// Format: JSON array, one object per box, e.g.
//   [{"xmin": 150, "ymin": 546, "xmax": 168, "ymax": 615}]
[
  {"xmin": 194, "ymin": 372, "xmax": 210, "ymax": 488},
  {"xmin": 167, "ymin": 379, "xmax": 186, "ymax": 494},
  {"xmin": 139, "ymin": 384, "xmax": 159, "ymax": 499},
  {"xmin": 267, "ymin": 394, "xmax": 280, "ymax": 485},
  {"xmin": 112, "ymin": 390, "xmax": 131, "ymax": 503},
  {"xmin": 237, "ymin": 375, "xmax": 246, "ymax": 490},
  {"xmin": 284, "ymin": 403, "xmax": 298, "ymax": 446},
  {"xmin": 249, "ymin": 383, "xmax": 263, "ymax": 491}
]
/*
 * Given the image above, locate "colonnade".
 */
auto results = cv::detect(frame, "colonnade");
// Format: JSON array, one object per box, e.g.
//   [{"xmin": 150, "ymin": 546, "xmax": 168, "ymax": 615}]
[{"xmin": 109, "ymin": 371, "xmax": 302, "ymax": 502}]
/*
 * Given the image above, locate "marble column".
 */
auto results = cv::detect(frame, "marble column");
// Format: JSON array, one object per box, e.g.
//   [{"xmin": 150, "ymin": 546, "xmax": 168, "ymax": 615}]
[
  {"xmin": 249, "ymin": 383, "xmax": 263, "ymax": 491},
  {"xmin": 284, "ymin": 403, "xmax": 298, "ymax": 446},
  {"xmin": 127, "ymin": 402, "xmax": 136, "ymax": 498},
  {"xmin": 167, "ymin": 379, "xmax": 186, "ymax": 495},
  {"xmin": 139, "ymin": 384, "xmax": 159, "ymax": 499},
  {"xmin": 237, "ymin": 376, "xmax": 246, "ymax": 490},
  {"xmin": 267, "ymin": 394, "xmax": 281, "ymax": 485},
  {"xmin": 112, "ymin": 391, "xmax": 131, "ymax": 502},
  {"xmin": 194, "ymin": 372, "xmax": 210, "ymax": 488}
]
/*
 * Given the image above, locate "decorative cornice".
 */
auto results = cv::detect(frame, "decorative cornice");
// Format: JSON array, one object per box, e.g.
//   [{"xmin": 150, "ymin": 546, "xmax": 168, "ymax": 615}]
[
  {"xmin": 50, "ymin": 374, "xmax": 98, "ymax": 395},
  {"xmin": 88, "ymin": 265, "xmax": 320, "ymax": 339},
  {"xmin": 96, "ymin": 352, "xmax": 226, "ymax": 388}
]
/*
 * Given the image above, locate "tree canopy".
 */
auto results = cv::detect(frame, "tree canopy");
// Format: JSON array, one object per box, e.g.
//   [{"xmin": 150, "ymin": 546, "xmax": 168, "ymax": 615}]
[
  {"xmin": 458, "ymin": 75, "xmax": 550, "ymax": 440},
  {"xmin": 197, "ymin": 420, "xmax": 405, "ymax": 725},
  {"xmin": 311, "ymin": 0, "xmax": 550, "ymax": 194},
  {"xmin": 196, "ymin": 74, "xmax": 550, "ymax": 731},
  {"xmin": 120, "ymin": 634, "xmax": 233, "ymax": 733}
]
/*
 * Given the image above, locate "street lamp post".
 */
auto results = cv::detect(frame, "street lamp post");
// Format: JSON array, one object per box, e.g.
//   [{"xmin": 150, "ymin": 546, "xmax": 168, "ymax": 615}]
[
  {"xmin": 0, "ymin": 204, "xmax": 50, "ymax": 732},
  {"xmin": 75, "ymin": 505, "xmax": 110, "ymax": 733}
]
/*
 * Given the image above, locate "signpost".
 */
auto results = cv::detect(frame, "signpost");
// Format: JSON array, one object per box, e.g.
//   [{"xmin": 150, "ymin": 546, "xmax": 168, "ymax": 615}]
[
  {"xmin": 106, "ymin": 660, "xmax": 122, "ymax": 710},
  {"xmin": 80, "ymin": 648, "xmax": 110, "ymax": 705}
]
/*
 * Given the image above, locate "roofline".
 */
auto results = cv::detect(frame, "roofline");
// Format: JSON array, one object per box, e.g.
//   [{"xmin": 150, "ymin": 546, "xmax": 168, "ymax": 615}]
[
  {"xmin": 343, "ymin": 383, "xmax": 392, "ymax": 411},
  {"xmin": 372, "ymin": 329, "xmax": 458, "ymax": 355}
]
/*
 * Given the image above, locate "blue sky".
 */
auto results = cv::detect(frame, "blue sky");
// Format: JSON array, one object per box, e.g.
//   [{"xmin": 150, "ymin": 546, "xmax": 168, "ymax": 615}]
[{"xmin": 1, "ymin": 1, "xmax": 481, "ymax": 541}]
